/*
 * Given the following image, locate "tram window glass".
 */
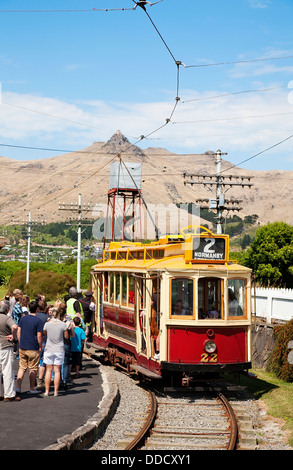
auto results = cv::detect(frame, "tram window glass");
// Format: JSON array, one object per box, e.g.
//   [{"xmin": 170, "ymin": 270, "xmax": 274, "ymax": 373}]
[
  {"xmin": 129, "ymin": 275, "xmax": 135, "ymax": 305},
  {"xmin": 103, "ymin": 272, "xmax": 109, "ymax": 302},
  {"xmin": 198, "ymin": 278, "xmax": 223, "ymax": 319},
  {"xmin": 153, "ymin": 249, "xmax": 164, "ymax": 259},
  {"xmin": 121, "ymin": 273, "xmax": 127, "ymax": 305},
  {"xmin": 171, "ymin": 278, "xmax": 193, "ymax": 316},
  {"xmin": 138, "ymin": 251, "xmax": 144, "ymax": 260},
  {"xmin": 109, "ymin": 273, "xmax": 114, "ymax": 302},
  {"xmin": 228, "ymin": 279, "xmax": 245, "ymax": 317},
  {"xmin": 110, "ymin": 252, "xmax": 116, "ymax": 260},
  {"xmin": 115, "ymin": 273, "xmax": 121, "ymax": 304}
]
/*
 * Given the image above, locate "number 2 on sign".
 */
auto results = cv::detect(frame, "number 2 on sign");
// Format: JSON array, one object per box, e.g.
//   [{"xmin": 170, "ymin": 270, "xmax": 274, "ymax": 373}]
[{"xmin": 200, "ymin": 353, "xmax": 218, "ymax": 363}]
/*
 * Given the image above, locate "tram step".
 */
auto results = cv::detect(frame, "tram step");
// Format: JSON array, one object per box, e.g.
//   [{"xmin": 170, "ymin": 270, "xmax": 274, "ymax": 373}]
[{"xmin": 129, "ymin": 364, "xmax": 162, "ymax": 379}]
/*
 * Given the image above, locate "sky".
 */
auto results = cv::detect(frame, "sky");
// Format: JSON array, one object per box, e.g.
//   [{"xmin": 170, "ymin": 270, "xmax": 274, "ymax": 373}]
[{"xmin": 0, "ymin": 0, "xmax": 293, "ymax": 171}]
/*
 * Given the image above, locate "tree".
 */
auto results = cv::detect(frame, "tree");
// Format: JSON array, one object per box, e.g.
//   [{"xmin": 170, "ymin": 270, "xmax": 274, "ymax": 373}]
[
  {"xmin": 240, "ymin": 233, "xmax": 251, "ymax": 250},
  {"xmin": 246, "ymin": 222, "xmax": 293, "ymax": 288}
]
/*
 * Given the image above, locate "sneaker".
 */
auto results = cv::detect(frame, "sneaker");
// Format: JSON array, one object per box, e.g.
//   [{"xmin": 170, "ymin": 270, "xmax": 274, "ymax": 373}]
[
  {"xmin": 154, "ymin": 353, "xmax": 160, "ymax": 360},
  {"xmin": 28, "ymin": 390, "xmax": 40, "ymax": 394}
]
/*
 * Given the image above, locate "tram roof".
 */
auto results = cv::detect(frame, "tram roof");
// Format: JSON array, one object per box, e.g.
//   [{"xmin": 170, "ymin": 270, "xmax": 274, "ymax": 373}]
[
  {"xmin": 91, "ymin": 254, "xmax": 251, "ymax": 274},
  {"xmin": 91, "ymin": 233, "xmax": 251, "ymax": 275}
]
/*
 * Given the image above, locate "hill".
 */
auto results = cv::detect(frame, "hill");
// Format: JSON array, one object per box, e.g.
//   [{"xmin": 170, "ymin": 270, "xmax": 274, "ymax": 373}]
[{"xmin": 0, "ymin": 130, "xmax": 292, "ymax": 227}]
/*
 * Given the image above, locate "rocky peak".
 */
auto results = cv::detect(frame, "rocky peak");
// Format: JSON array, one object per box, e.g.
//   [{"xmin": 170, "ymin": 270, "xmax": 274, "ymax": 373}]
[{"xmin": 101, "ymin": 130, "xmax": 147, "ymax": 160}]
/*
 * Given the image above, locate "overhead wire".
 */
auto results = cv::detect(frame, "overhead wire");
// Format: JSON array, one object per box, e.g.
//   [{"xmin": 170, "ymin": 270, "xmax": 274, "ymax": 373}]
[
  {"xmin": 0, "ymin": 7, "xmax": 135, "ymax": 13},
  {"xmin": 172, "ymin": 111, "xmax": 293, "ymax": 125},
  {"xmin": 181, "ymin": 85, "xmax": 288, "ymax": 103},
  {"xmin": 0, "ymin": 1, "xmax": 292, "ymax": 193},
  {"xmin": 221, "ymin": 133, "xmax": 293, "ymax": 174},
  {"xmin": 0, "ymin": 100, "xmax": 106, "ymax": 132},
  {"xmin": 183, "ymin": 54, "xmax": 293, "ymax": 68}
]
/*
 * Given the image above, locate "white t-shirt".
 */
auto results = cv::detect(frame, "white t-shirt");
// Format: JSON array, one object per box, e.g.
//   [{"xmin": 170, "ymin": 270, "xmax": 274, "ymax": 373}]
[{"xmin": 44, "ymin": 319, "xmax": 67, "ymax": 354}]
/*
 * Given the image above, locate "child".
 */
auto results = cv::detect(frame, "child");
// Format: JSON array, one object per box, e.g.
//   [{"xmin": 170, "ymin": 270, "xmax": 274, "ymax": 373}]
[{"xmin": 70, "ymin": 316, "xmax": 86, "ymax": 377}]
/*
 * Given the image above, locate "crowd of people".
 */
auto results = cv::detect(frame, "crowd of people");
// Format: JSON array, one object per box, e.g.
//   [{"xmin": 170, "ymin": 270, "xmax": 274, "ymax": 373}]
[{"xmin": 0, "ymin": 287, "xmax": 95, "ymax": 401}]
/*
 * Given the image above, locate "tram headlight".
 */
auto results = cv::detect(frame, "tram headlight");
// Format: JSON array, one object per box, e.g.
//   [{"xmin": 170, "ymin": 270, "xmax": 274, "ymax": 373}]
[{"xmin": 204, "ymin": 340, "xmax": 217, "ymax": 354}]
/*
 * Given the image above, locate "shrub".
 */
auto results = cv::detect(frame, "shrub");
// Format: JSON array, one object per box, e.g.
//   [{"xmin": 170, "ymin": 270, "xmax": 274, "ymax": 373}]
[
  {"xmin": 268, "ymin": 319, "xmax": 293, "ymax": 382},
  {"xmin": 9, "ymin": 270, "xmax": 76, "ymax": 301}
]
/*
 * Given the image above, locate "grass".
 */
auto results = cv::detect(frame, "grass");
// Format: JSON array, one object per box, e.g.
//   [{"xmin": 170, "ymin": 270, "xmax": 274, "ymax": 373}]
[{"xmin": 236, "ymin": 369, "xmax": 293, "ymax": 447}]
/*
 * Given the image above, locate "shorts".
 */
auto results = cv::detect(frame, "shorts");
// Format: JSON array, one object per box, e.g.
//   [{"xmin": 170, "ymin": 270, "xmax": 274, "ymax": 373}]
[
  {"xmin": 19, "ymin": 349, "xmax": 40, "ymax": 372},
  {"xmin": 71, "ymin": 351, "xmax": 82, "ymax": 367},
  {"xmin": 43, "ymin": 351, "xmax": 65, "ymax": 366}
]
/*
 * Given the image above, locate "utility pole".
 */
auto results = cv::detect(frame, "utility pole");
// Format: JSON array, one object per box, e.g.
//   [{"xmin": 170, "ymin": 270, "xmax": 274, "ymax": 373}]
[
  {"xmin": 59, "ymin": 194, "xmax": 95, "ymax": 291},
  {"xmin": 21, "ymin": 212, "xmax": 46, "ymax": 283},
  {"xmin": 183, "ymin": 150, "xmax": 253, "ymax": 234},
  {"xmin": 26, "ymin": 212, "xmax": 31, "ymax": 284}
]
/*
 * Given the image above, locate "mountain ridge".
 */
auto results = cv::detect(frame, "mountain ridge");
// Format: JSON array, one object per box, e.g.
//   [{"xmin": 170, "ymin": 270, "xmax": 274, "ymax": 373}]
[{"xmin": 0, "ymin": 131, "xmax": 292, "ymax": 227}]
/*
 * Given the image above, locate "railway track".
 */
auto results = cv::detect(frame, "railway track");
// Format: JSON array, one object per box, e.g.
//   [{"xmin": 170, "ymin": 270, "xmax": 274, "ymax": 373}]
[{"xmin": 123, "ymin": 387, "xmax": 239, "ymax": 451}]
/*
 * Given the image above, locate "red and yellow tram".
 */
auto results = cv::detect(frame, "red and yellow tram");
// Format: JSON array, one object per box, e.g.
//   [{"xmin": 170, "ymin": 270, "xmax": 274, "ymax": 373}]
[{"xmin": 90, "ymin": 228, "xmax": 252, "ymax": 386}]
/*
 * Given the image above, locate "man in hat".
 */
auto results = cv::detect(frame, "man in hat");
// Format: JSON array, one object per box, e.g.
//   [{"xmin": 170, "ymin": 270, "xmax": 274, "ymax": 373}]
[
  {"xmin": 78, "ymin": 291, "xmax": 95, "ymax": 341},
  {"xmin": 0, "ymin": 300, "xmax": 20, "ymax": 401},
  {"xmin": 66, "ymin": 287, "xmax": 83, "ymax": 321}
]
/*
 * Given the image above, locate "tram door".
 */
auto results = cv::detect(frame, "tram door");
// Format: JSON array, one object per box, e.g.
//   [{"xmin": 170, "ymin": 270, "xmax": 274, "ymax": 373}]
[
  {"xmin": 150, "ymin": 277, "xmax": 160, "ymax": 358},
  {"xmin": 136, "ymin": 276, "xmax": 147, "ymax": 354}
]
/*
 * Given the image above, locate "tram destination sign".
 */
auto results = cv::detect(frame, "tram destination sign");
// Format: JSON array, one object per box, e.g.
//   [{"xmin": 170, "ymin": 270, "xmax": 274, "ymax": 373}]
[
  {"xmin": 193, "ymin": 236, "xmax": 226, "ymax": 261},
  {"xmin": 185, "ymin": 234, "xmax": 229, "ymax": 263}
]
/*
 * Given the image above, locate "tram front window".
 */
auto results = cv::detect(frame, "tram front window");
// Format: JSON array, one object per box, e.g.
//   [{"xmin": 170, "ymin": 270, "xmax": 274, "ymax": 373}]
[
  {"xmin": 198, "ymin": 278, "xmax": 223, "ymax": 319},
  {"xmin": 228, "ymin": 279, "xmax": 245, "ymax": 317},
  {"xmin": 171, "ymin": 278, "xmax": 193, "ymax": 316}
]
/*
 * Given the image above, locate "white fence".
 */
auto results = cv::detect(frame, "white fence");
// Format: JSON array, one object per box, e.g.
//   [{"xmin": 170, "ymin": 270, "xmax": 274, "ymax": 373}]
[{"xmin": 251, "ymin": 287, "xmax": 293, "ymax": 323}]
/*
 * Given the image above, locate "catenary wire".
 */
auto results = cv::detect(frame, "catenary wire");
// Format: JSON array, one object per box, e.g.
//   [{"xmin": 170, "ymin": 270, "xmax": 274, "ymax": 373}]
[
  {"xmin": 184, "ymin": 54, "xmax": 293, "ymax": 68},
  {"xmin": 181, "ymin": 85, "xmax": 288, "ymax": 103},
  {"xmin": 172, "ymin": 111, "xmax": 293, "ymax": 124},
  {"xmin": 222, "ymin": 133, "xmax": 293, "ymax": 174},
  {"xmin": 0, "ymin": 7, "xmax": 135, "ymax": 13}
]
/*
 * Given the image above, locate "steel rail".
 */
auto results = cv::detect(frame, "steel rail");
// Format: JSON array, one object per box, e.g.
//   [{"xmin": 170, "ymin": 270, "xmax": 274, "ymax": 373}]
[
  {"xmin": 124, "ymin": 389, "xmax": 157, "ymax": 450},
  {"xmin": 217, "ymin": 392, "xmax": 238, "ymax": 450}
]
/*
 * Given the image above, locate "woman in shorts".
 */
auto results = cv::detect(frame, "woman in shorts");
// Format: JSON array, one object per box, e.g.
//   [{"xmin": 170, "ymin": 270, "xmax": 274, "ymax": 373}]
[{"xmin": 43, "ymin": 308, "xmax": 68, "ymax": 397}]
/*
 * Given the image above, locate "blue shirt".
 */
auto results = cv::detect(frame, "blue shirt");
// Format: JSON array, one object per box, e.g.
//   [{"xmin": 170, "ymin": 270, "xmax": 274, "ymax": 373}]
[
  {"xmin": 36, "ymin": 311, "xmax": 49, "ymax": 328},
  {"xmin": 12, "ymin": 302, "xmax": 23, "ymax": 325},
  {"xmin": 19, "ymin": 314, "xmax": 43, "ymax": 351},
  {"xmin": 70, "ymin": 327, "xmax": 86, "ymax": 352}
]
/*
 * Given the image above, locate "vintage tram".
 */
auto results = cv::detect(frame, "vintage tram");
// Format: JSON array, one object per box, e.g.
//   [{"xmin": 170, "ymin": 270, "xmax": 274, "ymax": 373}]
[{"xmin": 90, "ymin": 228, "xmax": 252, "ymax": 386}]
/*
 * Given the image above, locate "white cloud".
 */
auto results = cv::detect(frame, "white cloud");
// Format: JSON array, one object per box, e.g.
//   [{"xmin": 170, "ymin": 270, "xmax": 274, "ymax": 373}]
[
  {"xmin": 0, "ymin": 87, "xmax": 292, "ymax": 170},
  {"xmin": 248, "ymin": 0, "xmax": 272, "ymax": 8}
]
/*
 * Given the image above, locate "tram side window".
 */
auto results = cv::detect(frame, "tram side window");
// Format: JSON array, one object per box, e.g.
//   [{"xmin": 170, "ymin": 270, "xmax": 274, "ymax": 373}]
[
  {"xmin": 115, "ymin": 273, "xmax": 121, "ymax": 304},
  {"xmin": 129, "ymin": 275, "xmax": 135, "ymax": 305},
  {"xmin": 103, "ymin": 272, "xmax": 109, "ymax": 302},
  {"xmin": 228, "ymin": 279, "xmax": 245, "ymax": 317},
  {"xmin": 121, "ymin": 273, "xmax": 127, "ymax": 306},
  {"xmin": 198, "ymin": 278, "xmax": 223, "ymax": 319},
  {"xmin": 171, "ymin": 278, "xmax": 193, "ymax": 316},
  {"xmin": 109, "ymin": 273, "xmax": 114, "ymax": 302}
]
